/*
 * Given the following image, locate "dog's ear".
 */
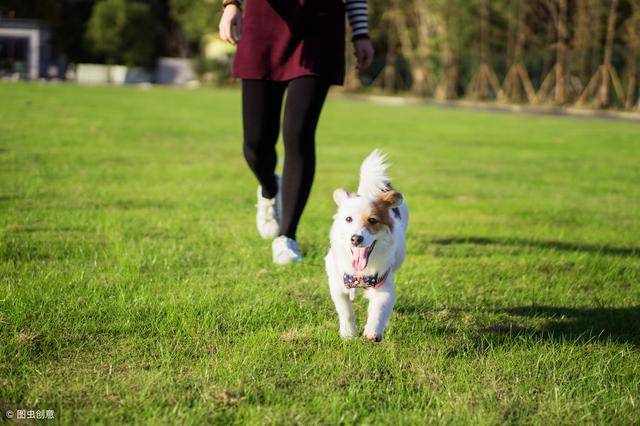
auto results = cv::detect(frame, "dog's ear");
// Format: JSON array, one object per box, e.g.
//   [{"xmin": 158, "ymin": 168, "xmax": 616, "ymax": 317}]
[
  {"xmin": 333, "ymin": 188, "xmax": 356, "ymax": 205},
  {"xmin": 377, "ymin": 190, "xmax": 403, "ymax": 208}
]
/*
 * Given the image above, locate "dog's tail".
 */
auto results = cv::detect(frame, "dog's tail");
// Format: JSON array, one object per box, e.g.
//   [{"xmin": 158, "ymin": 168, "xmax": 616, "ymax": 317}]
[{"xmin": 357, "ymin": 149, "xmax": 391, "ymax": 197}]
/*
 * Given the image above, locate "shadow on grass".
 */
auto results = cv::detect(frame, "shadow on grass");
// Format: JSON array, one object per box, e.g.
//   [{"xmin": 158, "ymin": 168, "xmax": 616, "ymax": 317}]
[
  {"xmin": 430, "ymin": 236, "xmax": 639, "ymax": 257},
  {"xmin": 492, "ymin": 305, "xmax": 640, "ymax": 347},
  {"xmin": 5, "ymin": 225, "xmax": 88, "ymax": 234},
  {"xmin": 396, "ymin": 302, "xmax": 640, "ymax": 347}
]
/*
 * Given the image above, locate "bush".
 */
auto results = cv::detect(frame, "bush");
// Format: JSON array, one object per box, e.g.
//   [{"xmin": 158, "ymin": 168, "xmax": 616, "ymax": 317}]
[
  {"xmin": 121, "ymin": 2, "xmax": 157, "ymax": 68},
  {"xmin": 86, "ymin": 0, "xmax": 157, "ymax": 68},
  {"xmin": 86, "ymin": 0, "xmax": 127, "ymax": 64}
]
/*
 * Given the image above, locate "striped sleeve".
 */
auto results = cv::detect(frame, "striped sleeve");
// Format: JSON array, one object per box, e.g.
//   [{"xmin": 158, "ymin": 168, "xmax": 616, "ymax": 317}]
[{"xmin": 344, "ymin": 0, "xmax": 369, "ymax": 40}]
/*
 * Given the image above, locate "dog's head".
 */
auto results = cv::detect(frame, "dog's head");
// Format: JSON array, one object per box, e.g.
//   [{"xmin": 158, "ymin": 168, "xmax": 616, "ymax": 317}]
[{"xmin": 330, "ymin": 189, "xmax": 403, "ymax": 273}]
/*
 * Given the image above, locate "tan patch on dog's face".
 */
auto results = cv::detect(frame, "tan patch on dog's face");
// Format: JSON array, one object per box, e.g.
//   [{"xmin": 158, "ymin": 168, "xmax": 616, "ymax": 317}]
[
  {"xmin": 360, "ymin": 191, "xmax": 403, "ymax": 234},
  {"xmin": 362, "ymin": 200, "xmax": 394, "ymax": 233},
  {"xmin": 377, "ymin": 190, "xmax": 403, "ymax": 208}
]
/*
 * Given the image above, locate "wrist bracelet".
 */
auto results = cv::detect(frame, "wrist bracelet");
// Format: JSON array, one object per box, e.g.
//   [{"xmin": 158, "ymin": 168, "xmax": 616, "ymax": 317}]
[{"xmin": 222, "ymin": 0, "xmax": 242, "ymax": 11}]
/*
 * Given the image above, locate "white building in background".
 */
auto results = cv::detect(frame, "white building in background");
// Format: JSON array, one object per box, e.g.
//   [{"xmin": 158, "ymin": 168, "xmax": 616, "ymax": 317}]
[{"xmin": 0, "ymin": 18, "xmax": 51, "ymax": 80}]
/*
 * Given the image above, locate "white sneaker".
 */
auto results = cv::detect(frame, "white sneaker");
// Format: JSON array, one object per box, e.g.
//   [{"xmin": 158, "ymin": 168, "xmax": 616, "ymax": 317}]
[
  {"xmin": 256, "ymin": 175, "xmax": 281, "ymax": 240},
  {"xmin": 272, "ymin": 236, "xmax": 303, "ymax": 265}
]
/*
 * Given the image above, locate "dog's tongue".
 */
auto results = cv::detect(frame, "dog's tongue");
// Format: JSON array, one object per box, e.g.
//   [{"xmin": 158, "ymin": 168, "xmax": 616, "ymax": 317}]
[{"xmin": 351, "ymin": 247, "xmax": 369, "ymax": 272}]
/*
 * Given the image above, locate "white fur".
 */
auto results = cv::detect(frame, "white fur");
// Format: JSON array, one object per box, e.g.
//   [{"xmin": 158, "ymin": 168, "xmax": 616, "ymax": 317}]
[
  {"xmin": 357, "ymin": 149, "xmax": 390, "ymax": 197},
  {"xmin": 325, "ymin": 150, "xmax": 409, "ymax": 341}
]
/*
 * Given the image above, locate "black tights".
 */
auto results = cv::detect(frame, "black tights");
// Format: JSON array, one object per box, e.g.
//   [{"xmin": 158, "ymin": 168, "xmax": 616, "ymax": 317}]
[{"xmin": 242, "ymin": 76, "xmax": 330, "ymax": 240}]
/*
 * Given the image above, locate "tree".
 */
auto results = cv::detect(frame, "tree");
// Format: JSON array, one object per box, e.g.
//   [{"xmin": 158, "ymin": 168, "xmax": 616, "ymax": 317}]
[
  {"xmin": 572, "ymin": 0, "xmax": 605, "ymax": 85},
  {"xmin": 598, "ymin": 0, "xmax": 621, "ymax": 107},
  {"xmin": 434, "ymin": 0, "xmax": 461, "ymax": 100},
  {"xmin": 121, "ymin": 2, "xmax": 157, "ymax": 67},
  {"xmin": 380, "ymin": 1, "xmax": 399, "ymax": 93},
  {"xmin": 86, "ymin": 0, "xmax": 158, "ymax": 67},
  {"xmin": 502, "ymin": 0, "xmax": 536, "ymax": 103},
  {"xmin": 169, "ymin": 0, "xmax": 218, "ymax": 57},
  {"xmin": 555, "ymin": 0, "xmax": 569, "ymax": 104},
  {"xmin": 395, "ymin": 0, "xmax": 438, "ymax": 95},
  {"xmin": 86, "ymin": 0, "xmax": 127, "ymax": 65},
  {"xmin": 623, "ymin": 2, "xmax": 640, "ymax": 110},
  {"xmin": 466, "ymin": 0, "xmax": 503, "ymax": 101},
  {"xmin": 577, "ymin": 0, "xmax": 624, "ymax": 107},
  {"xmin": 535, "ymin": 0, "xmax": 582, "ymax": 104}
]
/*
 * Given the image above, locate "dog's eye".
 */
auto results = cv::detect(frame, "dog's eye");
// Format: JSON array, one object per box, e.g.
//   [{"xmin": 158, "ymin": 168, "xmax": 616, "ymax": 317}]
[
  {"xmin": 368, "ymin": 217, "xmax": 379, "ymax": 224},
  {"xmin": 345, "ymin": 216, "xmax": 353, "ymax": 223}
]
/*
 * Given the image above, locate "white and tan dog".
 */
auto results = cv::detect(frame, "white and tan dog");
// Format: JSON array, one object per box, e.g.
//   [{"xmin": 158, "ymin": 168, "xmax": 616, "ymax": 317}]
[{"xmin": 325, "ymin": 150, "xmax": 408, "ymax": 341}]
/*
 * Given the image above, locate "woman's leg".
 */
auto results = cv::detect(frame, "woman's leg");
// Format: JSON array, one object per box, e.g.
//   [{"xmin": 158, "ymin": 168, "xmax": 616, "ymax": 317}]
[
  {"xmin": 242, "ymin": 79, "xmax": 287, "ymax": 198},
  {"xmin": 280, "ymin": 76, "xmax": 331, "ymax": 239}
]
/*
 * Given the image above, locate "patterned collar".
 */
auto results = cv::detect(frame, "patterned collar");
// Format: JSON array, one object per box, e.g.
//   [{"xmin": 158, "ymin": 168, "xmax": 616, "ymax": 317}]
[{"xmin": 343, "ymin": 268, "xmax": 390, "ymax": 289}]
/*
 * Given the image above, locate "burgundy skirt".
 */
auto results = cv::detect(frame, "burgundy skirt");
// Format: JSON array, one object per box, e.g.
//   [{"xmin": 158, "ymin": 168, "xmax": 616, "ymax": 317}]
[{"xmin": 232, "ymin": 0, "xmax": 346, "ymax": 85}]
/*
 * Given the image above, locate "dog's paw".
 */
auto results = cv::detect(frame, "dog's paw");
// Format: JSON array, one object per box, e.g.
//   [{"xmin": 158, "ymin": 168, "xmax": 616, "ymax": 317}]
[
  {"xmin": 363, "ymin": 331, "xmax": 382, "ymax": 342},
  {"xmin": 340, "ymin": 327, "xmax": 359, "ymax": 339},
  {"xmin": 341, "ymin": 334, "xmax": 358, "ymax": 340}
]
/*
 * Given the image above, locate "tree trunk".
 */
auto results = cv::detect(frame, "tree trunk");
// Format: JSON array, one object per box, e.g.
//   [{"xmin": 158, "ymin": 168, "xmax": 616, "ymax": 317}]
[
  {"xmin": 395, "ymin": 0, "xmax": 432, "ymax": 95},
  {"xmin": 514, "ymin": 0, "xmax": 526, "ymax": 63},
  {"xmin": 574, "ymin": 0, "xmax": 590, "ymax": 84},
  {"xmin": 505, "ymin": 0, "xmax": 517, "ymax": 71},
  {"xmin": 468, "ymin": 0, "xmax": 501, "ymax": 100},
  {"xmin": 503, "ymin": 0, "xmax": 532, "ymax": 103},
  {"xmin": 555, "ymin": 0, "xmax": 568, "ymax": 104},
  {"xmin": 624, "ymin": 9, "xmax": 640, "ymax": 110},
  {"xmin": 414, "ymin": 0, "xmax": 436, "ymax": 95},
  {"xmin": 481, "ymin": 0, "xmax": 490, "ymax": 65},
  {"xmin": 383, "ymin": 10, "xmax": 398, "ymax": 93},
  {"xmin": 541, "ymin": 17, "xmax": 556, "ymax": 87},
  {"xmin": 436, "ymin": 2, "xmax": 459, "ymax": 100},
  {"xmin": 344, "ymin": 40, "xmax": 360, "ymax": 91},
  {"xmin": 598, "ymin": 0, "xmax": 619, "ymax": 107}
]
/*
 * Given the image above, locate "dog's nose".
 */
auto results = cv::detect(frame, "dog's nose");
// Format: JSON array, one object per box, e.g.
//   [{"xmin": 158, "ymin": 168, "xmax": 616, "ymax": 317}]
[{"xmin": 351, "ymin": 235, "xmax": 364, "ymax": 246}]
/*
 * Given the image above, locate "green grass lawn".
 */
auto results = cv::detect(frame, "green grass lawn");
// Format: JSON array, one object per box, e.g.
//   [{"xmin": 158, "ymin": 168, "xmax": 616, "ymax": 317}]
[{"xmin": 1, "ymin": 82, "xmax": 640, "ymax": 424}]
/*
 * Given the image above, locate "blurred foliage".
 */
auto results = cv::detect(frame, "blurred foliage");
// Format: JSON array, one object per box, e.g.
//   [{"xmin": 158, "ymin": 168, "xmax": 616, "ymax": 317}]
[
  {"xmin": 86, "ymin": 0, "xmax": 127, "ymax": 64},
  {"xmin": 358, "ymin": 0, "xmax": 639, "ymax": 108},
  {"xmin": 3, "ymin": 0, "xmax": 639, "ymax": 107},
  {"xmin": 122, "ymin": 2, "xmax": 159, "ymax": 67},
  {"xmin": 169, "ymin": 0, "xmax": 217, "ymax": 44},
  {"xmin": 193, "ymin": 57, "xmax": 232, "ymax": 84},
  {"xmin": 86, "ymin": 0, "xmax": 157, "ymax": 67}
]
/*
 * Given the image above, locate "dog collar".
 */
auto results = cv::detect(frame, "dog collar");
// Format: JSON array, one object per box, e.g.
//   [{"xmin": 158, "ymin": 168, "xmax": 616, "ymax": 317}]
[{"xmin": 343, "ymin": 268, "xmax": 390, "ymax": 289}]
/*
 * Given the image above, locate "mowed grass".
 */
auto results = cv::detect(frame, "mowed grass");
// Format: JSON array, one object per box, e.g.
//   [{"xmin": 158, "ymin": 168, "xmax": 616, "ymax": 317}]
[{"xmin": 1, "ymin": 82, "xmax": 639, "ymax": 424}]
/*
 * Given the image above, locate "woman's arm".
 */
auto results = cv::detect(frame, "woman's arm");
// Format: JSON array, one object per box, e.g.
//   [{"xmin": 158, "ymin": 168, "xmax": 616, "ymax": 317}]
[
  {"xmin": 345, "ymin": 0, "xmax": 374, "ymax": 70},
  {"xmin": 219, "ymin": 0, "xmax": 242, "ymax": 45}
]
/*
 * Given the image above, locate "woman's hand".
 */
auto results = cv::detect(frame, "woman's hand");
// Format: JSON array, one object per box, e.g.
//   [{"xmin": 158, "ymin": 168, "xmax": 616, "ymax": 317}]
[
  {"xmin": 353, "ymin": 38, "xmax": 374, "ymax": 71},
  {"xmin": 219, "ymin": 4, "xmax": 242, "ymax": 45}
]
